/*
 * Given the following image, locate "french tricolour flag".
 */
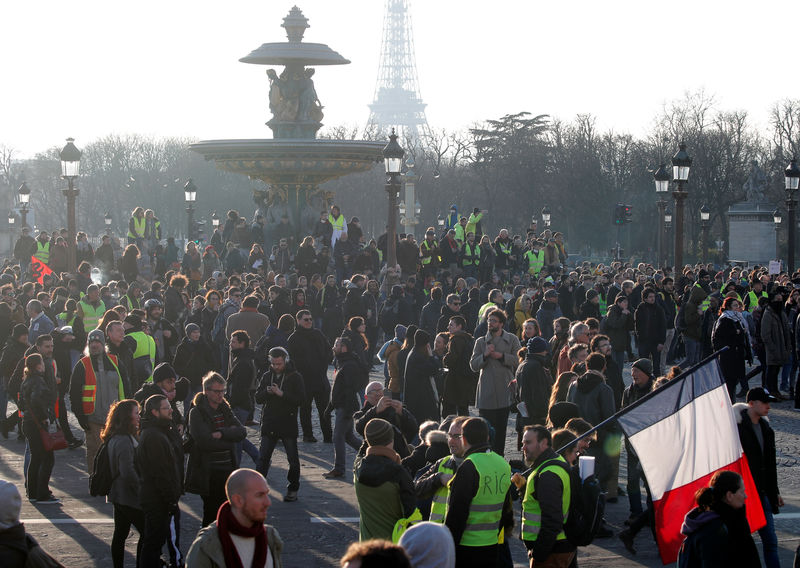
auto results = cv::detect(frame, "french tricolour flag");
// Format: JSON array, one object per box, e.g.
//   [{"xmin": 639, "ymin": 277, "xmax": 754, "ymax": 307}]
[{"xmin": 616, "ymin": 357, "xmax": 766, "ymax": 564}]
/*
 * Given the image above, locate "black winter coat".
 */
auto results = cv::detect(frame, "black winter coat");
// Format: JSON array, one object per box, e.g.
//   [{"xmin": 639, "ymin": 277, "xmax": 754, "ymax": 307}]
[
  {"xmin": 136, "ymin": 415, "xmax": 184, "ymax": 508},
  {"xmin": 185, "ymin": 394, "xmax": 245, "ymax": 496},
  {"xmin": 515, "ymin": 352, "xmax": 553, "ymax": 426},
  {"xmin": 403, "ymin": 349, "xmax": 441, "ymax": 424},
  {"xmin": 226, "ymin": 348, "xmax": 256, "ymax": 411},
  {"xmin": 712, "ymin": 316, "xmax": 751, "ymax": 386},
  {"xmin": 605, "ymin": 304, "xmax": 634, "ymax": 353},
  {"xmin": 254, "ymin": 366, "xmax": 306, "ymax": 437},
  {"xmin": 133, "ymin": 378, "xmax": 190, "ymax": 426},
  {"xmin": 634, "ymin": 301, "xmax": 667, "ymax": 345},
  {"xmin": 173, "ymin": 337, "xmax": 217, "ymax": 390},
  {"xmin": 328, "ymin": 352, "xmax": 367, "ymax": 413},
  {"xmin": 736, "ymin": 405, "xmax": 779, "ymax": 511},
  {"xmin": 442, "ymin": 331, "xmax": 477, "ymax": 408},
  {"xmin": 287, "ymin": 327, "xmax": 332, "ymax": 393}
]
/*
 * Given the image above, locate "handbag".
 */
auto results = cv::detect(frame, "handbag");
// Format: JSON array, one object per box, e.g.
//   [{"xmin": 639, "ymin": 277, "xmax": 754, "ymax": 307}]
[{"xmin": 33, "ymin": 412, "xmax": 68, "ymax": 452}]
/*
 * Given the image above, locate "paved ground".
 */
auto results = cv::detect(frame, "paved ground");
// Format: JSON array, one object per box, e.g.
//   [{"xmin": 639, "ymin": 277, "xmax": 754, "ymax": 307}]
[{"xmin": 2, "ymin": 364, "xmax": 799, "ymax": 567}]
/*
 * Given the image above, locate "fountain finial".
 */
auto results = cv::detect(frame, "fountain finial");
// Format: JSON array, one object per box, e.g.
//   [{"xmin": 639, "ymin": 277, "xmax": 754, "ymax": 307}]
[{"xmin": 282, "ymin": 6, "xmax": 309, "ymax": 42}]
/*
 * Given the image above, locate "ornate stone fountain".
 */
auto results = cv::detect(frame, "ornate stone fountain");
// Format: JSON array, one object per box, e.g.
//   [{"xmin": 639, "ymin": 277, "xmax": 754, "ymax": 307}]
[{"xmin": 190, "ymin": 6, "xmax": 384, "ymax": 241}]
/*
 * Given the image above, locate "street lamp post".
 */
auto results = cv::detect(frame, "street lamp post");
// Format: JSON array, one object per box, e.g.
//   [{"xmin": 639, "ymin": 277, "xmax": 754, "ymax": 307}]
[
  {"xmin": 653, "ymin": 164, "xmax": 670, "ymax": 267},
  {"xmin": 184, "ymin": 179, "xmax": 197, "ymax": 241},
  {"xmin": 700, "ymin": 204, "xmax": 710, "ymax": 264},
  {"xmin": 437, "ymin": 214, "xmax": 445, "ymax": 232},
  {"xmin": 664, "ymin": 207, "xmax": 673, "ymax": 266},
  {"xmin": 715, "ymin": 239, "xmax": 725, "ymax": 264},
  {"xmin": 784, "ymin": 158, "xmax": 800, "ymax": 272},
  {"xmin": 59, "ymin": 138, "xmax": 82, "ymax": 271},
  {"xmin": 17, "ymin": 182, "xmax": 30, "ymax": 228},
  {"xmin": 8, "ymin": 211, "xmax": 15, "ymax": 228},
  {"xmin": 382, "ymin": 130, "xmax": 404, "ymax": 269},
  {"xmin": 104, "ymin": 212, "xmax": 113, "ymax": 235},
  {"xmin": 773, "ymin": 208, "xmax": 783, "ymax": 261},
  {"xmin": 211, "ymin": 211, "xmax": 220, "ymax": 230},
  {"xmin": 541, "ymin": 205, "xmax": 551, "ymax": 229},
  {"xmin": 671, "ymin": 143, "xmax": 692, "ymax": 270}
]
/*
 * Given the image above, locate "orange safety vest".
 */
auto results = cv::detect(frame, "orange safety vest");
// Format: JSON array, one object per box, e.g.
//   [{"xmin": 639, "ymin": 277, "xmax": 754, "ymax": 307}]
[{"xmin": 80, "ymin": 354, "xmax": 124, "ymax": 415}]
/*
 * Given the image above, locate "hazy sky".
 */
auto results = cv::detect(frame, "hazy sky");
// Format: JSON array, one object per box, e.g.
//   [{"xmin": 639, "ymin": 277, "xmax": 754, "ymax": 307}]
[{"xmin": 2, "ymin": 0, "xmax": 797, "ymax": 158}]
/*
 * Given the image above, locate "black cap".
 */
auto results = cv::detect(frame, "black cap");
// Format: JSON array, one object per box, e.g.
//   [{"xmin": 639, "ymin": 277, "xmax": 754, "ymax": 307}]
[{"xmin": 746, "ymin": 387, "xmax": 777, "ymax": 403}]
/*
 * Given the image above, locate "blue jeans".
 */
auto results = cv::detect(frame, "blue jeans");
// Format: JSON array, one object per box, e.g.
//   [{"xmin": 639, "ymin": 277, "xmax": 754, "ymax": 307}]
[
  {"xmin": 758, "ymin": 493, "xmax": 779, "ymax": 568},
  {"xmin": 232, "ymin": 407, "xmax": 260, "ymax": 466},
  {"xmin": 333, "ymin": 409, "xmax": 361, "ymax": 473},
  {"xmin": 780, "ymin": 353, "xmax": 795, "ymax": 391},
  {"xmin": 684, "ymin": 337, "xmax": 701, "ymax": 366}
]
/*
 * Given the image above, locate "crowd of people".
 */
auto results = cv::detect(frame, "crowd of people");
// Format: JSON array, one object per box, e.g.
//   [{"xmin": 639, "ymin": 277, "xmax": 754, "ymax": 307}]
[{"xmin": 0, "ymin": 201, "xmax": 795, "ymax": 567}]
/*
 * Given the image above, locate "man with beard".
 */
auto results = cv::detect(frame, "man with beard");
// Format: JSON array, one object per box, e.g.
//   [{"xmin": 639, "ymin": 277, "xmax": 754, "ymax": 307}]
[
  {"xmin": 470, "ymin": 309, "xmax": 520, "ymax": 456},
  {"xmin": 513, "ymin": 425, "xmax": 576, "ymax": 568},
  {"xmin": 144, "ymin": 299, "xmax": 178, "ymax": 365},
  {"xmin": 288, "ymin": 309, "xmax": 333, "ymax": 443}
]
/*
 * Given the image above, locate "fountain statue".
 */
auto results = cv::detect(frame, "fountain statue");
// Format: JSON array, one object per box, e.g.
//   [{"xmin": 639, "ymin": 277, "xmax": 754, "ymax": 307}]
[{"xmin": 190, "ymin": 6, "xmax": 384, "ymax": 242}]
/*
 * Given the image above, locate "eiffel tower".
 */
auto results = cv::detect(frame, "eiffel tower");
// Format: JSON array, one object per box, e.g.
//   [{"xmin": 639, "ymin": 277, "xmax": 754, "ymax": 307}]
[{"xmin": 367, "ymin": 0, "xmax": 431, "ymax": 141}]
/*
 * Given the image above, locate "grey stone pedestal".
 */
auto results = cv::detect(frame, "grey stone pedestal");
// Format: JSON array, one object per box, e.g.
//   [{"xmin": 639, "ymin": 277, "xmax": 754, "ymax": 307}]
[{"xmin": 727, "ymin": 202, "xmax": 776, "ymax": 264}]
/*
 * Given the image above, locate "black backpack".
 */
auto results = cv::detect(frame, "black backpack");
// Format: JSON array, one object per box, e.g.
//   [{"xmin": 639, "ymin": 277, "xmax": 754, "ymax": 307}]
[
  {"xmin": 89, "ymin": 441, "xmax": 113, "ymax": 497},
  {"xmin": 533, "ymin": 459, "xmax": 605, "ymax": 547}
]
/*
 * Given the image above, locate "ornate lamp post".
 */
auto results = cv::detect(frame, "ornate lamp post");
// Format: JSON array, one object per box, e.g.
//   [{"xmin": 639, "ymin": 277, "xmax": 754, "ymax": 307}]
[
  {"xmin": 8, "ymin": 211, "xmax": 15, "ymax": 228},
  {"xmin": 653, "ymin": 164, "xmax": 670, "ymax": 267},
  {"xmin": 104, "ymin": 211, "xmax": 113, "ymax": 235},
  {"xmin": 784, "ymin": 158, "xmax": 800, "ymax": 272},
  {"xmin": 59, "ymin": 138, "xmax": 82, "ymax": 271},
  {"xmin": 17, "ymin": 182, "xmax": 31, "ymax": 228},
  {"xmin": 541, "ymin": 205, "xmax": 551, "ymax": 229},
  {"xmin": 437, "ymin": 214, "xmax": 445, "ymax": 230},
  {"xmin": 773, "ymin": 208, "xmax": 783, "ymax": 260},
  {"xmin": 382, "ymin": 130, "xmax": 404, "ymax": 268},
  {"xmin": 715, "ymin": 238, "xmax": 725, "ymax": 264},
  {"xmin": 700, "ymin": 204, "xmax": 711, "ymax": 264},
  {"xmin": 211, "ymin": 211, "xmax": 220, "ymax": 230},
  {"xmin": 184, "ymin": 179, "xmax": 197, "ymax": 240},
  {"xmin": 671, "ymin": 143, "xmax": 692, "ymax": 269},
  {"xmin": 664, "ymin": 206, "xmax": 673, "ymax": 266}
]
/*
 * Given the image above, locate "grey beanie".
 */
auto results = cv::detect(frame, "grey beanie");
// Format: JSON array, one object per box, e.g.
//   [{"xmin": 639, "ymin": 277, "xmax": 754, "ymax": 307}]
[
  {"xmin": 399, "ymin": 521, "xmax": 456, "ymax": 568},
  {"xmin": 0, "ymin": 479, "xmax": 22, "ymax": 530}
]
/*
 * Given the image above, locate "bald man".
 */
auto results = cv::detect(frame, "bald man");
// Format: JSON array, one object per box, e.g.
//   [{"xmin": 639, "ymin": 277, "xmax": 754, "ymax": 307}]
[{"xmin": 187, "ymin": 468, "xmax": 284, "ymax": 567}]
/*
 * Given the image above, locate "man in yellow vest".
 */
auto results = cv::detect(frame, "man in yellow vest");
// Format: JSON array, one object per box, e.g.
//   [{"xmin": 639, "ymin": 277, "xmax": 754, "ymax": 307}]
[
  {"xmin": 515, "ymin": 425, "xmax": 576, "ymax": 567},
  {"xmin": 461, "ymin": 232, "xmax": 481, "ymax": 279},
  {"xmin": 444, "ymin": 417, "xmax": 512, "ymax": 568},
  {"xmin": 744, "ymin": 279, "xmax": 768, "ymax": 313},
  {"xmin": 32, "ymin": 231, "xmax": 51, "ymax": 266},
  {"xmin": 127, "ymin": 206, "xmax": 146, "ymax": 245},
  {"xmin": 328, "ymin": 204, "xmax": 347, "ymax": 249},
  {"xmin": 69, "ymin": 329, "xmax": 129, "ymax": 477},
  {"xmin": 414, "ymin": 416, "xmax": 468, "ymax": 523},
  {"xmin": 77, "ymin": 284, "xmax": 106, "ymax": 332},
  {"xmin": 123, "ymin": 315, "xmax": 156, "ymax": 391}
]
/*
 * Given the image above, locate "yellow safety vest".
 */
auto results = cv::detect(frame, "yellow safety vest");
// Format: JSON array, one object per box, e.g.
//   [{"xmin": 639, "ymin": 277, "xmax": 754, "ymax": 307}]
[
  {"xmin": 462, "ymin": 243, "xmax": 480, "ymax": 266},
  {"xmin": 79, "ymin": 299, "xmax": 106, "ymax": 331},
  {"xmin": 328, "ymin": 214, "xmax": 345, "ymax": 232},
  {"xmin": 128, "ymin": 330, "xmax": 156, "ymax": 383},
  {"xmin": 420, "ymin": 240, "xmax": 437, "ymax": 265},
  {"xmin": 521, "ymin": 456, "xmax": 571, "ymax": 543},
  {"xmin": 746, "ymin": 290, "xmax": 767, "ymax": 313},
  {"xmin": 459, "ymin": 451, "xmax": 510, "ymax": 547},
  {"xmin": 429, "ymin": 457, "xmax": 458, "ymax": 523},
  {"xmin": 525, "ymin": 249, "xmax": 544, "ymax": 276},
  {"xmin": 34, "ymin": 241, "xmax": 50, "ymax": 265},
  {"xmin": 127, "ymin": 216, "xmax": 146, "ymax": 239},
  {"xmin": 80, "ymin": 354, "xmax": 124, "ymax": 415}
]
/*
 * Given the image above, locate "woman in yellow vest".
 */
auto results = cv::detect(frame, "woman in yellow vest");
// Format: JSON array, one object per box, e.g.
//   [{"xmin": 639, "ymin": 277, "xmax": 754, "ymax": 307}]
[
  {"xmin": 328, "ymin": 204, "xmax": 347, "ymax": 249},
  {"xmin": 127, "ymin": 207, "xmax": 146, "ymax": 245}
]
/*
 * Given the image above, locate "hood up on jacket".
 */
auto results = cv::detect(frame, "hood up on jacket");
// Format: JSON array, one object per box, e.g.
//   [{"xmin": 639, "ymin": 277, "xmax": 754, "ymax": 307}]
[
  {"xmin": 576, "ymin": 370, "xmax": 606, "ymax": 394},
  {"xmin": 680, "ymin": 507, "xmax": 721, "ymax": 536}
]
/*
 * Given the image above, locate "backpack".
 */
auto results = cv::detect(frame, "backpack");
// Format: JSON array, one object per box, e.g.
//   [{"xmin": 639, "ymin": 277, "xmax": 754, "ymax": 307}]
[
  {"xmin": 533, "ymin": 459, "xmax": 605, "ymax": 547},
  {"xmin": 89, "ymin": 441, "xmax": 114, "ymax": 497}
]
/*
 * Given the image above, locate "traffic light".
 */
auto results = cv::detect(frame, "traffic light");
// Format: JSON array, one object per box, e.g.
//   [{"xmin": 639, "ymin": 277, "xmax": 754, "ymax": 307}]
[
  {"xmin": 614, "ymin": 204, "xmax": 625, "ymax": 225},
  {"xmin": 613, "ymin": 203, "xmax": 633, "ymax": 225},
  {"xmin": 623, "ymin": 204, "xmax": 632, "ymax": 224}
]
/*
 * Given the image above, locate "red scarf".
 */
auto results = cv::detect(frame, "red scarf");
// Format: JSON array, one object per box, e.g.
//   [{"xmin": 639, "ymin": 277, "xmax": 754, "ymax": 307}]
[{"xmin": 216, "ymin": 501, "xmax": 268, "ymax": 568}]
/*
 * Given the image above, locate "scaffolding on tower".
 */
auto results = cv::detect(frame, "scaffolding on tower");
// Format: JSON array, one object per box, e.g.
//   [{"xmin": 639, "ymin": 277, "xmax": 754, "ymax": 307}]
[{"xmin": 367, "ymin": 0, "xmax": 431, "ymax": 143}]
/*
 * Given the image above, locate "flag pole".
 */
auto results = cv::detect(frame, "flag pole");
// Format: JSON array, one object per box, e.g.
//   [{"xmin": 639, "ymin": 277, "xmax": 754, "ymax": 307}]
[{"xmin": 552, "ymin": 346, "xmax": 730, "ymax": 455}]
